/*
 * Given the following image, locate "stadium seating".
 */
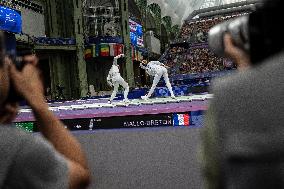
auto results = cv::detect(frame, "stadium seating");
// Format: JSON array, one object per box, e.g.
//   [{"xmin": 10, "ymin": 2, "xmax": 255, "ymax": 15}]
[{"xmin": 161, "ymin": 13, "xmax": 249, "ymax": 76}]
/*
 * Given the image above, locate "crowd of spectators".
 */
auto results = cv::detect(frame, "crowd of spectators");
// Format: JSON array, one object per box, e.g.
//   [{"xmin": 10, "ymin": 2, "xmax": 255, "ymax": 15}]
[
  {"xmin": 161, "ymin": 13, "xmax": 247, "ymax": 75},
  {"xmin": 162, "ymin": 46, "xmax": 187, "ymax": 70},
  {"xmin": 179, "ymin": 47, "xmax": 225, "ymax": 74},
  {"xmin": 162, "ymin": 45, "xmax": 228, "ymax": 75},
  {"xmin": 180, "ymin": 17, "xmax": 223, "ymax": 40},
  {"xmin": 179, "ymin": 12, "xmax": 250, "ymax": 42}
]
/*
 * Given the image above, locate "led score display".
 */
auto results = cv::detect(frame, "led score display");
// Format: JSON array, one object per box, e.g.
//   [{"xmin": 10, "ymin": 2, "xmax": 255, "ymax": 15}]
[{"xmin": 129, "ymin": 19, "xmax": 143, "ymax": 47}]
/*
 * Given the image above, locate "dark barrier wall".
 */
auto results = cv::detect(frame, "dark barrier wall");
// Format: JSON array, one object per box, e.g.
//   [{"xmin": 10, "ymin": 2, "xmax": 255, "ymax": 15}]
[{"xmin": 75, "ymin": 127, "xmax": 204, "ymax": 189}]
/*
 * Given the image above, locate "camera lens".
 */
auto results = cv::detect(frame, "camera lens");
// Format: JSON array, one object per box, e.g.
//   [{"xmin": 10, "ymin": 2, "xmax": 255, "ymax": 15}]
[
  {"xmin": 227, "ymin": 16, "xmax": 250, "ymax": 53},
  {"xmin": 208, "ymin": 21, "xmax": 230, "ymax": 57},
  {"xmin": 208, "ymin": 15, "xmax": 250, "ymax": 57}
]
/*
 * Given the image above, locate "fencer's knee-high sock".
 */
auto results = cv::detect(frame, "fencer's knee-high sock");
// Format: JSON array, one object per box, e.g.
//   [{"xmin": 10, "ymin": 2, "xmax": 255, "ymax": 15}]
[
  {"xmin": 147, "ymin": 74, "xmax": 161, "ymax": 97},
  {"xmin": 120, "ymin": 79, "xmax": 129, "ymax": 100},
  {"xmin": 166, "ymin": 82, "xmax": 175, "ymax": 97},
  {"xmin": 110, "ymin": 85, "xmax": 118, "ymax": 101},
  {"xmin": 147, "ymin": 85, "xmax": 156, "ymax": 97},
  {"xmin": 163, "ymin": 73, "xmax": 175, "ymax": 97},
  {"xmin": 110, "ymin": 91, "xmax": 116, "ymax": 101},
  {"xmin": 124, "ymin": 85, "xmax": 129, "ymax": 100}
]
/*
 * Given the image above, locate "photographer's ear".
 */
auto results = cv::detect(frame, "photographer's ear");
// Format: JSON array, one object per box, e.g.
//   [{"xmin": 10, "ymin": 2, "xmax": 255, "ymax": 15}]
[
  {"xmin": 224, "ymin": 34, "xmax": 250, "ymax": 70},
  {"xmin": 224, "ymin": 34, "xmax": 237, "ymax": 57}
]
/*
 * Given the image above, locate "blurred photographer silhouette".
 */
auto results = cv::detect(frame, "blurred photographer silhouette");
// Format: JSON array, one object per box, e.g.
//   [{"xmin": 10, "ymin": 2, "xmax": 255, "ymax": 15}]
[
  {"xmin": 202, "ymin": 0, "xmax": 284, "ymax": 189},
  {"xmin": 0, "ymin": 31, "xmax": 90, "ymax": 189},
  {"xmin": 209, "ymin": 0, "xmax": 284, "ymax": 69}
]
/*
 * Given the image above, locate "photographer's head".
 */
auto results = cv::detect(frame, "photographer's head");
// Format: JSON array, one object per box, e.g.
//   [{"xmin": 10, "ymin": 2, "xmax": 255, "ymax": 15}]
[
  {"xmin": 0, "ymin": 56, "xmax": 20, "ymax": 124},
  {"xmin": 0, "ymin": 31, "xmax": 38, "ymax": 114},
  {"xmin": 0, "ymin": 31, "xmax": 8, "ymax": 105},
  {"xmin": 249, "ymin": 0, "xmax": 283, "ymax": 63},
  {"xmin": 0, "ymin": 57, "xmax": 10, "ymax": 106}
]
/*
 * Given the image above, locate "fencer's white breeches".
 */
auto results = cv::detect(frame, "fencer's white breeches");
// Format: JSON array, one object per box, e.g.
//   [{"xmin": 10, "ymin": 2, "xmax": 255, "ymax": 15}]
[
  {"xmin": 146, "ymin": 67, "xmax": 175, "ymax": 98},
  {"xmin": 110, "ymin": 76, "xmax": 129, "ymax": 101}
]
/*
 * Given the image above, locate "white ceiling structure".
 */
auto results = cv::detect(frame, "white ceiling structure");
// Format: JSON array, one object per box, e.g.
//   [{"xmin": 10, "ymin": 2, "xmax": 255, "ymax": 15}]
[{"xmin": 147, "ymin": 0, "xmax": 249, "ymax": 25}]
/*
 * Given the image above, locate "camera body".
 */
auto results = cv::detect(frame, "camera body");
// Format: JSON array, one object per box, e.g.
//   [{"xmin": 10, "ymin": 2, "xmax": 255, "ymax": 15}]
[
  {"xmin": 0, "ymin": 31, "xmax": 27, "ymax": 102},
  {"xmin": 208, "ymin": 15, "xmax": 250, "ymax": 57},
  {"xmin": 0, "ymin": 31, "xmax": 27, "ymax": 69}
]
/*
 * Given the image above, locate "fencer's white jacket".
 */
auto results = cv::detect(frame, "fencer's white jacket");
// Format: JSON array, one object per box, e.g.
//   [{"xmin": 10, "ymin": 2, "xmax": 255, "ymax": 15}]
[
  {"xmin": 107, "ymin": 56, "xmax": 122, "ymax": 85},
  {"xmin": 108, "ymin": 64, "xmax": 120, "ymax": 79},
  {"xmin": 140, "ymin": 61, "xmax": 165, "ymax": 76}
]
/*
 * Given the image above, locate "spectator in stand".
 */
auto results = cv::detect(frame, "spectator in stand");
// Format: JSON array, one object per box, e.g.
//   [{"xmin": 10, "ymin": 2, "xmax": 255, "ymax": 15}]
[
  {"xmin": 179, "ymin": 12, "xmax": 250, "ymax": 41},
  {"xmin": 163, "ymin": 45, "xmax": 186, "ymax": 73},
  {"xmin": 178, "ymin": 47, "xmax": 225, "ymax": 74}
]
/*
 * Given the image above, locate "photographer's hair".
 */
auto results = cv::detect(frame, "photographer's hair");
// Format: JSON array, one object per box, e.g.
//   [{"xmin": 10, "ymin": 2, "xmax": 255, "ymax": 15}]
[
  {"xmin": 17, "ymin": 47, "xmax": 34, "ymax": 57},
  {"xmin": 249, "ymin": 0, "xmax": 284, "ymax": 63}
]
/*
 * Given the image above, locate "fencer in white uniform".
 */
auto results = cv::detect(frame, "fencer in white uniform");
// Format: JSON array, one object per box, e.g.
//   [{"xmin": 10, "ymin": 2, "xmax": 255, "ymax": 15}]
[
  {"xmin": 107, "ymin": 54, "xmax": 129, "ymax": 103},
  {"xmin": 140, "ymin": 60, "xmax": 175, "ymax": 100}
]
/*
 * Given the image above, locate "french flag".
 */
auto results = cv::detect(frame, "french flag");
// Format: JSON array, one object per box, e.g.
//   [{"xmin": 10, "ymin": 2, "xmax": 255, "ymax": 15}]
[{"xmin": 173, "ymin": 114, "xmax": 190, "ymax": 126}]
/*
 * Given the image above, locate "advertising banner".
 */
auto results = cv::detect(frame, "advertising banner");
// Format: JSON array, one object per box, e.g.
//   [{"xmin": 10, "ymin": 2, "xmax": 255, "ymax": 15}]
[
  {"xmin": 14, "ymin": 111, "xmax": 205, "ymax": 132},
  {"xmin": 173, "ymin": 113, "xmax": 190, "ymax": 126},
  {"xmin": 84, "ymin": 48, "xmax": 92, "ymax": 59},
  {"xmin": 129, "ymin": 19, "xmax": 143, "ymax": 47},
  {"xmin": 109, "ymin": 43, "xmax": 116, "ymax": 56},
  {"xmin": 116, "ymin": 44, "xmax": 124, "ymax": 55},
  {"xmin": 100, "ymin": 43, "xmax": 110, "ymax": 56}
]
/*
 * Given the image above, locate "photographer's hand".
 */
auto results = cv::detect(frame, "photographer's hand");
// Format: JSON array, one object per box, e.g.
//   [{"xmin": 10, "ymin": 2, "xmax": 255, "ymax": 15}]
[
  {"xmin": 0, "ymin": 102, "xmax": 18, "ymax": 124},
  {"xmin": 8, "ymin": 56, "xmax": 45, "ymax": 104},
  {"xmin": 224, "ymin": 34, "xmax": 251, "ymax": 70}
]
